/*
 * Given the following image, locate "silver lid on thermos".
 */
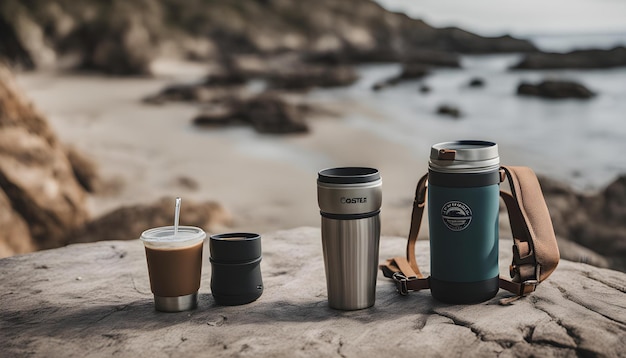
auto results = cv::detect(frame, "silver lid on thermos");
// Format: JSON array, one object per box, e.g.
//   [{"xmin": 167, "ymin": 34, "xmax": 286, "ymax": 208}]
[
  {"xmin": 429, "ymin": 140, "xmax": 500, "ymax": 174},
  {"xmin": 317, "ymin": 167, "xmax": 382, "ymax": 217}
]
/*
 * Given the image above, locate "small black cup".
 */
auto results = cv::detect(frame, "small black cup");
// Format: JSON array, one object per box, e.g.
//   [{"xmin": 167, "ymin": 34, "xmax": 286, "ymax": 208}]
[{"xmin": 209, "ymin": 233, "xmax": 263, "ymax": 306}]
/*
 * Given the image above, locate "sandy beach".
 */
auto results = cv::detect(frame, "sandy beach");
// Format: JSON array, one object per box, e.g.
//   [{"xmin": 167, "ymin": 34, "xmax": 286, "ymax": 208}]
[{"xmin": 15, "ymin": 61, "xmax": 432, "ymax": 238}]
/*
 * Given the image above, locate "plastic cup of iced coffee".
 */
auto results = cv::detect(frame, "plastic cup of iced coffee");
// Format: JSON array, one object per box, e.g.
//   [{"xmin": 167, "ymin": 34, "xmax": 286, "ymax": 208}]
[{"xmin": 140, "ymin": 226, "xmax": 206, "ymax": 312}]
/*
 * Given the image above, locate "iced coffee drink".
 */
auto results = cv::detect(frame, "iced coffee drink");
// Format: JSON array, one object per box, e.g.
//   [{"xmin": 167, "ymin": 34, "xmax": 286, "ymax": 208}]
[{"xmin": 141, "ymin": 226, "xmax": 206, "ymax": 312}]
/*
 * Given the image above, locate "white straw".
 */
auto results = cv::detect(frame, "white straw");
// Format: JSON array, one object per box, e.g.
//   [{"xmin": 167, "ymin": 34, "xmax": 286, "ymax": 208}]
[{"xmin": 174, "ymin": 197, "xmax": 181, "ymax": 238}]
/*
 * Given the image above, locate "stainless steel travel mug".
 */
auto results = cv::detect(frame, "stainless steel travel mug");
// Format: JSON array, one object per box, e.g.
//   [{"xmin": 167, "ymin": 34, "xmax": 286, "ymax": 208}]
[
  {"xmin": 428, "ymin": 140, "xmax": 501, "ymax": 303},
  {"xmin": 317, "ymin": 167, "xmax": 382, "ymax": 310}
]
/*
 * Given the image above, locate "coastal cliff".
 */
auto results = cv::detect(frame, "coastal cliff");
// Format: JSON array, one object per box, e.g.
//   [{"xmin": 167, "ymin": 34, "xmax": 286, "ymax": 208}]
[{"xmin": 0, "ymin": 0, "xmax": 536, "ymax": 74}]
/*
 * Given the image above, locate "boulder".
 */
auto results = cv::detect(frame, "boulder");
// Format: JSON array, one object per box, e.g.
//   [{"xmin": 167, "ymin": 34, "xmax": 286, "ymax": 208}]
[
  {"xmin": 0, "ymin": 64, "xmax": 89, "ymax": 253},
  {"xmin": 204, "ymin": 70, "xmax": 248, "ymax": 87},
  {"xmin": 512, "ymin": 46, "xmax": 626, "ymax": 69},
  {"xmin": 0, "ymin": 189, "xmax": 35, "ymax": 257},
  {"xmin": 142, "ymin": 83, "xmax": 219, "ymax": 104},
  {"xmin": 419, "ymin": 84, "xmax": 432, "ymax": 94},
  {"xmin": 0, "ymin": 16, "xmax": 35, "ymax": 69},
  {"xmin": 593, "ymin": 175, "xmax": 626, "ymax": 225},
  {"xmin": 540, "ymin": 175, "xmax": 626, "ymax": 271},
  {"xmin": 67, "ymin": 197, "xmax": 232, "ymax": 244},
  {"xmin": 65, "ymin": 145, "xmax": 100, "ymax": 193},
  {"xmin": 436, "ymin": 104, "xmax": 462, "ymax": 118},
  {"xmin": 0, "ymin": 227, "xmax": 624, "ymax": 357},
  {"xmin": 578, "ymin": 175, "xmax": 626, "ymax": 270},
  {"xmin": 517, "ymin": 80, "xmax": 595, "ymax": 99},
  {"xmin": 192, "ymin": 105, "xmax": 241, "ymax": 127},
  {"xmin": 434, "ymin": 29, "xmax": 537, "ymax": 54},
  {"xmin": 193, "ymin": 94, "xmax": 309, "ymax": 134},
  {"xmin": 267, "ymin": 65, "xmax": 359, "ymax": 91},
  {"xmin": 402, "ymin": 49, "xmax": 461, "ymax": 67},
  {"xmin": 72, "ymin": 13, "xmax": 155, "ymax": 75},
  {"xmin": 372, "ymin": 64, "xmax": 430, "ymax": 91},
  {"xmin": 468, "ymin": 77, "xmax": 485, "ymax": 88},
  {"xmin": 556, "ymin": 237, "xmax": 610, "ymax": 269},
  {"xmin": 302, "ymin": 48, "xmax": 399, "ymax": 65},
  {"xmin": 397, "ymin": 64, "xmax": 431, "ymax": 80},
  {"xmin": 242, "ymin": 95, "xmax": 309, "ymax": 134},
  {"xmin": 145, "ymin": 61, "xmax": 357, "ymax": 104},
  {"xmin": 171, "ymin": 176, "xmax": 200, "ymax": 191}
]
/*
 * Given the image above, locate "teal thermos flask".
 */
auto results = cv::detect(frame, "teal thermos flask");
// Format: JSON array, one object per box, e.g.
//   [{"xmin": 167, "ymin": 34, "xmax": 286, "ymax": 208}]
[{"xmin": 428, "ymin": 140, "xmax": 501, "ymax": 303}]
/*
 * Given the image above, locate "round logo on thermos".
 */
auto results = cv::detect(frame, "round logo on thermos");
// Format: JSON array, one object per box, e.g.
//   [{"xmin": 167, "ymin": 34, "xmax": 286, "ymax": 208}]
[{"xmin": 441, "ymin": 201, "xmax": 472, "ymax": 231}]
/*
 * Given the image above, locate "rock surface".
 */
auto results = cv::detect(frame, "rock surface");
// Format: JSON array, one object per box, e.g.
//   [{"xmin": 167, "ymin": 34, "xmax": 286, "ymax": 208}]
[{"xmin": 1, "ymin": 227, "xmax": 624, "ymax": 357}]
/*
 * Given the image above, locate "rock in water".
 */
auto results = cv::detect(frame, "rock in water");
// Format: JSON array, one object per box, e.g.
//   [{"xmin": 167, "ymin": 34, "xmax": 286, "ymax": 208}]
[
  {"xmin": 0, "ymin": 64, "xmax": 89, "ymax": 253},
  {"xmin": 517, "ymin": 80, "xmax": 595, "ymax": 99},
  {"xmin": 371, "ymin": 64, "xmax": 430, "ymax": 91},
  {"xmin": 436, "ymin": 104, "xmax": 462, "ymax": 118},
  {"xmin": 468, "ymin": 77, "xmax": 485, "ymax": 88},
  {"xmin": 0, "ymin": 228, "xmax": 624, "ymax": 356}
]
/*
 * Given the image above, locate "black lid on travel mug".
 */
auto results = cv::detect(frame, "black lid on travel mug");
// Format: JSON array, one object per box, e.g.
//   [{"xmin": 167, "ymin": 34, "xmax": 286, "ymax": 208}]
[
  {"xmin": 317, "ymin": 167, "xmax": 380, "ymax": 184},
  {"xmin": 209, "ymin": 232, "xmax": 262, "ymax": 263}
]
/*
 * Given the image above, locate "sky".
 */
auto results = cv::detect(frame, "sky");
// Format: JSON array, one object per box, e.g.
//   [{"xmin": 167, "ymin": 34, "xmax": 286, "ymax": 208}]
[{"xmin": 375, "ymin": 0, "xmax": 626, "ymax": 37}]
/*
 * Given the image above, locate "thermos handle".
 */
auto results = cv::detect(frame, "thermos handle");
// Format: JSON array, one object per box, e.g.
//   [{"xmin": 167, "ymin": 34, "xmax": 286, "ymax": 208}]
[
  {"xmin": 498, "ymin": 166, "xmax": 560, "ymax": 291},
  {"xmin": 380, "ymin": 166, "xmax": 560, "ymax": 302},
  {"xmin": 379, "ymin": 173, "xmax": 430, "ymax": 294}
]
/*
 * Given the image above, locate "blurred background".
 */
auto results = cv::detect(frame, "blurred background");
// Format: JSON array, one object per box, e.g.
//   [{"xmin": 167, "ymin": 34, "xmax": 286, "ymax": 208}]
[{"xmin": 1, "ymin": 0, "xmax": 624, "ymax": 271}]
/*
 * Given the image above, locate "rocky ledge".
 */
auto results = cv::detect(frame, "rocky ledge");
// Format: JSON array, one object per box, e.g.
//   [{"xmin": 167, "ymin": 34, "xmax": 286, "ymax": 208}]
[
  {"xmin": 1, "ymin": 227, "xmax": 624, "ymax": 357},
  {"xmin": 512, "ymin": 47, "xmax": 626, "ymax": 70}
]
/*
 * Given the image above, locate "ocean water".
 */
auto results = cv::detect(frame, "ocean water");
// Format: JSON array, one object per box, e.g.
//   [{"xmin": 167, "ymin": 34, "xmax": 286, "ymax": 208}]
[
  {"xmin": 375, "ymin": 0, "xmax": 626, "ymax": 43},
  {"xmin": 305, "ymin": 1, "xmax": 626, "ymax": 191},
  {"xmin": 308, "ymin": 54, "xmax": 626, "ymax": 191},
  {"xmin": 182, "ymin": 1, "xmax": 626, "ymax": 192}
]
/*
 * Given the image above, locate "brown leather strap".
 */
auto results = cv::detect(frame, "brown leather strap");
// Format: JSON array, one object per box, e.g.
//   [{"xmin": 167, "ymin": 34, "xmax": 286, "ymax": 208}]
[
  {"xmin": 499, "ymin": 166, "xmax": 559, "ymax": 292},
  {"xmin": 405, "ymin": 173, "xmax": 428, "ymax": 276},
  {"xmin": 379, "ymin": 174, "xmax": 429, "ymax": 295},
  {"xmin": 380, "ymin": 166, "xmax": 559, "ymax": 299}
]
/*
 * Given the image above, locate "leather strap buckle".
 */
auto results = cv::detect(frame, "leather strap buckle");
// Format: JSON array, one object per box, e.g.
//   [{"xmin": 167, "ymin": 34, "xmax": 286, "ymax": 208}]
[
  {"xmin": 520, "ymin": 280, "xmax": 538, "ymax": 296},
  {"xmin": 392, "ymin": 272, "xmax": 414, "ymax": 296}
]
